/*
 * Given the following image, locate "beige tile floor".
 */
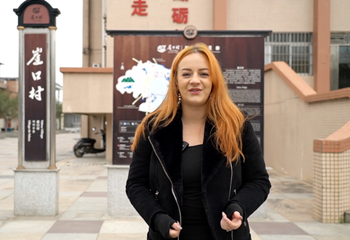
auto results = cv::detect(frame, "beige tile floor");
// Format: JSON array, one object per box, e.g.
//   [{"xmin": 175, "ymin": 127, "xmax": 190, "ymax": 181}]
[{"xmin": 0, "ymin": 132, "xmax": 349, "ymax": 240}]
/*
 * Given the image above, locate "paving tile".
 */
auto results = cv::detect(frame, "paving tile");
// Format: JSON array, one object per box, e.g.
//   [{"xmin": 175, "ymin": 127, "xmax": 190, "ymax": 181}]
[
  {"xmin": 268, "ymin": 193, "xmax": 313, "ymax": 200},
  {"xmin": 14, "ymin": 215, "xmax": 59, "ymax": 221},
  {"xmin": 249, "ymin": 222, "xmax": 308, "ymax": 235},
  {"xmin": 0, "ymin": 170, "xmax": 15, "ymax": 176},
  {"xmin": 64, "ymin": 197, "xmax": 107, "ymax": 212},
  {"xmin": 100, "ymin": 219, "xmax": 148, "ymax": 234},
  {"xmin": 279, "ymin": 212, "xmax": 316, "ymax": 223},
  {"xmin": 59, "ymin": 191, "xmax": 83, "ymax": 203},
  {"xmin": 0, "ymin": 233, "xmax": 43, "ymax": 240},
  {"xmin": 47, "ymin": 220, "xmax": 103, "ymax": 233},
  {"xmin": 0, "ymin": 210, "xmax": 15, "ymax": 220},
  {"xmin": 0, "ymin": 190, "xmax": 13, "ymax": 199},
  {"xmin": 250, "ymin": 208, "xmax": 289, "ymax": 222},
  {"xmin": 97, "ymin": 233, "xmax": 146, "ymax": 240},
  {"xmin": 1, "ymin": 134, "xmax": 350, "ymax": 239},
  {"xmin": 313, "ymin": 235, "xmax": 350, "ymax": 240},
  {"xmin": 59, "ymin": 211, "xmax": 108, "ymax": 220},
  {"xmin": 282, "ymin": 193, "xmax": 313, "ymax": 199},
  {"xmin": 295, "ymin": 223, "xmax": 350, "ymax": 236},
  {"xmin": 0, "ymin": 194, "xmax": 13, "ymax": 202},
  {"xmin": 71, "ymin": 175, "xmax": 98, "ymax": 180},
  {"xmin": 0, "ymin": 220, "xmax": 55, "ymax": 233},
  {"xmin": 251, "ymin": 229, "xmax": 263, "ymax": 240},
  {"xmin": 271, "ymin": 180, "xmax": 312, "ymax": 194},
  {"xmin": 59, "ymin": 202, "xmax": 75, "ymax": 214},
  {"xmin": 41, "ymin": 233, "xmax": 98, "ymax": 240},
  {"xmin": 0, "ymin": 176, "xmax": 13, "ymax": 179},
  {"xmin": 0, "ymin": 201, "xmax": 14, "ymax": 210},
  {"xmin": 59, "ymin": 180, "xmax": 91, "ymax": 192},
  {"xmin": 0, "ymin": 180, "xmax": 13, "ymax": 190},
  {"xmin": 81, "ymin": 192, "xmax": 108, "ymax": 197},
  {"xmin": 259, "ymin": 235, "xmax": 315, "ymax": 240},
  {"xmin": 85, "ymin": 179, "xmax": 107, "ymax": 192},
  {"xmin": 267, "ymin": 199, "xmax": 313, "ymax": 222},
  {"xmin": 267, "ymin": 193, "xmax": 286, "ymax": 199},
  {"xmin": 99, "ymin": 169, "xmax": 108, "ymax": 176}
]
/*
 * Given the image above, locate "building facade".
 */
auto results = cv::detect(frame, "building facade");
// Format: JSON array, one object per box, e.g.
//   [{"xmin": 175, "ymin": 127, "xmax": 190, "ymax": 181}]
[
  {"xmin": 61, "ymin": 0, "xmax": 350, "ymax": 183},
  {"xmin": 0, "ymin": 78, "xmax": 18, "ymax": 131}
]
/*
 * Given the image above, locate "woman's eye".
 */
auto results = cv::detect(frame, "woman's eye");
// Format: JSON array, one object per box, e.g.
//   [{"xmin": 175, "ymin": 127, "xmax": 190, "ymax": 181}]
[
  {"xmin": 182, "ymin": 73, "xmax": 191, "ymax": 77},
  {"xmin": 201, "ymin": 73, "xmax": 209, "ymax": 77}
]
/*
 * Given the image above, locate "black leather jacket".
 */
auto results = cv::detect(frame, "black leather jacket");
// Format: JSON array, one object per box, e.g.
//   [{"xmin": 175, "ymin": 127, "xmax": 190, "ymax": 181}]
[{"xmin": 126, "ymin": 114, "xmax": 271, "ymax": 240}]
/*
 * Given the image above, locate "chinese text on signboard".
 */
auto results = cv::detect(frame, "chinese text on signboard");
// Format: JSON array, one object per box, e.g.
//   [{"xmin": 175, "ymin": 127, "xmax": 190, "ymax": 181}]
[{"xmin": 24, "ymin": 34, "xmax": 47, "ymax": 161}]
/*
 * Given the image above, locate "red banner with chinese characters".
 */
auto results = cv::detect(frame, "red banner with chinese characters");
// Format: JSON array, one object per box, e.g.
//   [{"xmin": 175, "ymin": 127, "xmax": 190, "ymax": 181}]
[{"xmin": 24, "ymin": 34, "xmax": 47, "ymax": 161}]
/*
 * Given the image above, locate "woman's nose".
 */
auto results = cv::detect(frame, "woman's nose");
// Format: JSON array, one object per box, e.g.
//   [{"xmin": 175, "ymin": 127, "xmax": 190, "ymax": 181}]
[{"xmin": 189, "ymin": 73, "xmax": 200, "ymax": 84}]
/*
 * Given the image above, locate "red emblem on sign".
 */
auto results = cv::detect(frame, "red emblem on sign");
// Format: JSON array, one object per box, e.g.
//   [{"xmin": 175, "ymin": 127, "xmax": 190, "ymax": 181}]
[{"xmin": 172, "ymin": 8, "xmax": 188, "ymax": 24}]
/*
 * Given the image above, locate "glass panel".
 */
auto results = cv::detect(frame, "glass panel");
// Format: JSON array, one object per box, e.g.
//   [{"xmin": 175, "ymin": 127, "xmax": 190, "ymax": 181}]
[
  {"xmin": 272, "ymin": 45, "xmax": 290, "ymax": 64},
  {"xmin": 291, "ymin": 46, "xmax": 310, "ymax": 74},
  {"xmin": 264, "ymin": 45, "xmax": 272, "ymax": 65},
  {"xmin": 338, "ymin": 46, "xmax": 350, "ymax": 89},
  {"xmin": 330, "ymin": 45, "xmax": 339, "ymax": 90}
]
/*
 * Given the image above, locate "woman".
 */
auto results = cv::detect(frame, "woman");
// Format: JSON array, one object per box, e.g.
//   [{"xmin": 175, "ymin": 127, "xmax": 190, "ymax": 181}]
[{"xmin": 126, "ymin": 42, "xmax": 271, "ymax": 240}]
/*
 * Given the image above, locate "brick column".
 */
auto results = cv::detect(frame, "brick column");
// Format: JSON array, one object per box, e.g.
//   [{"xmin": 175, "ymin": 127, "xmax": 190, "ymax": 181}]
[
  {"xmin": 313, "ymin": 0, "xmax": 331, "ymax": 93},
  {"xmin": 213, "ymin": 0, "xmax": 227, "ymax": 30},
  {"xmin": 313, "ymin": 121, "xmax": 350, "ymax": 223}
]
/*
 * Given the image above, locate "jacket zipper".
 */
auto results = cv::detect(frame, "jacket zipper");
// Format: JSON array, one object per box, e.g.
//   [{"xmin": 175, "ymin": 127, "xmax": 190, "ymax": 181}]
[
  {"xmin": 148, "ymin": 136, "xmax": 182, "ymax": 239},
  {"xmin": 229, "ymin": 163, "xmax": 234, "ymax": 240},
  {"xmin": 228, "ymin": 163, "xmax": 233, "ymax": 201}
]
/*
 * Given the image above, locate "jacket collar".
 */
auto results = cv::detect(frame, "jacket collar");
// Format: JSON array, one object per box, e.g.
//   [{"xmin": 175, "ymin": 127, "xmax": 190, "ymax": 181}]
[{"xmin": 148, "ymin": 111, "xmax": 226, "ymax": 200}]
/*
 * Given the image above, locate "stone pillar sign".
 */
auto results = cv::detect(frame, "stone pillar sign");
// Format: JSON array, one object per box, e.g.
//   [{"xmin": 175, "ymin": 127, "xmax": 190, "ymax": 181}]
[{"xmin": 13, "ymin": 0, "xmax": 60, "ymax": 216}]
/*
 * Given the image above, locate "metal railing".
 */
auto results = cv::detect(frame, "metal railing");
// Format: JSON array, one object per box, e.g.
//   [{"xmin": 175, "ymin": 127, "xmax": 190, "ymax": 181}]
[{"xmin": 265, "ymin": 33, "xmax": 313, "ymax": 75}]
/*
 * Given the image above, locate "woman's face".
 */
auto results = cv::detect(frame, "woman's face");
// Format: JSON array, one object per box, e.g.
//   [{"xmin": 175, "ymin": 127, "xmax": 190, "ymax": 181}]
[{"xmin": 177, "ymin": 53, "xmax": 213, "ymax": 108}]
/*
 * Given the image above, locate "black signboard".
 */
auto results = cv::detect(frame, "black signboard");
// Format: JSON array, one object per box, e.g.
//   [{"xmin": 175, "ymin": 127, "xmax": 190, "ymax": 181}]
[
  {"xmin": 24, "ymin": 33, "xmax": 47, "ymax": 161},
  {"xmin": 111, "ymin": 31, "xmax": 269, "ymax": 164}
]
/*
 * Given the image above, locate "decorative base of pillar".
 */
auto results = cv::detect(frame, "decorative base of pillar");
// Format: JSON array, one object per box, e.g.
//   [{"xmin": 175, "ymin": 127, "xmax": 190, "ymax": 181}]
[
  {"xmin": 107, "ymin": 165, "xmax": 138, "ymax": 217},
  {"xmin": 14, "ymin": 168, "xmax": 59, "ymax": 216}
]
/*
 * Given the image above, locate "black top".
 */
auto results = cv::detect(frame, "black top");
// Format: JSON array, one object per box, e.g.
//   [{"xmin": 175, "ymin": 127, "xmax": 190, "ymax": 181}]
[{"xmin": 181, "ymin": 144, "xmax": 213, "ymax": 240}]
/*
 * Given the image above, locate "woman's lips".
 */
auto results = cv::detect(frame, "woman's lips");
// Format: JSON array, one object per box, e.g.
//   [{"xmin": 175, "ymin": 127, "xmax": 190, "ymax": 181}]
[{"xmin": 189, "ymin": 88, "xmax": 202, "ymax": 94}]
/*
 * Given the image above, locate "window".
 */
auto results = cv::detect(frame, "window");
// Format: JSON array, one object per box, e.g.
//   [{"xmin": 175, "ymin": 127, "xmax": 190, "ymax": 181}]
[
  {"xmin": 330, "ymin": 32, "xmax": 350, "ymax": 90},
  {"xmin": 265, "ymin": 33, "xmax": 313, "ymax": 75}
]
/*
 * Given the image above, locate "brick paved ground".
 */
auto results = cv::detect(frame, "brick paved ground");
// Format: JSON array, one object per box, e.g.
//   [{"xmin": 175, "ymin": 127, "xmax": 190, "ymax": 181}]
[{"xmin": 0, "ymin": 132, "xmax": 349, "ymax": 240}]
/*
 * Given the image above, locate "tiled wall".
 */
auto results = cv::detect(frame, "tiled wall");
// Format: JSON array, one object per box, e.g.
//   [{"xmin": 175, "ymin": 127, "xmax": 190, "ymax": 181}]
[
  {"xmin": 313, "ymin": 126, "xmax": 350, "ymax": 223},
  {"xmin": 264, "ymin": 69, "xmax": 350, "ymax": 182}
]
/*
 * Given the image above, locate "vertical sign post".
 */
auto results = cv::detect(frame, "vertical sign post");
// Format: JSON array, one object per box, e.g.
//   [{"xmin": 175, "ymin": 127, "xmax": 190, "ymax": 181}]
[{"xmin": 13, "ymin": 0, "xmax": 60, "ymax": 216}]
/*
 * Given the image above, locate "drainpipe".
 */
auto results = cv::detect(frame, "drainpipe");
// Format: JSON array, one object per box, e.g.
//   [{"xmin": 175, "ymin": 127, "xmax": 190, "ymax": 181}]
[
  {"xmin": 102, "ymin": 0, "xmax": 106, "ymax": 67},
  {"xmin": 83, "ymin": 0, "xmax": 91, "ymax": 67}
]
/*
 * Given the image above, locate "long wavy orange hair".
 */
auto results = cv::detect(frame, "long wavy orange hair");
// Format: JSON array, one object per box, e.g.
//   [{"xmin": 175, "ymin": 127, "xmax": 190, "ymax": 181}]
[{"xmin": 131, "ymin": 42, "xmax": 246, "ymax": 164}]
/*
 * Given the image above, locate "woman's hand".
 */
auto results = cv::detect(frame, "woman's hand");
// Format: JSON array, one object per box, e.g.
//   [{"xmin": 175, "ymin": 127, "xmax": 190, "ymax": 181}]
[
  {"xmin": 169, "ymin": 221, "xmax": 182, "ymax": 238},
  {"xmin": 220, "ymin": 211, "xmax": 243, "ymax": 232}
]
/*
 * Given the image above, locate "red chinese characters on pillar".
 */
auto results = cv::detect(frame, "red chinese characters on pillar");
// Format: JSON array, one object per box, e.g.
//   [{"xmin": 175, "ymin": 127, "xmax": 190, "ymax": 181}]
[
  {"xmin": 172, "ymin": 8, "xmax": 188, "ymax": 24},
  {"xmin": 131, "ymin": 0, "xmax": 148, "ymax": 16}
]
